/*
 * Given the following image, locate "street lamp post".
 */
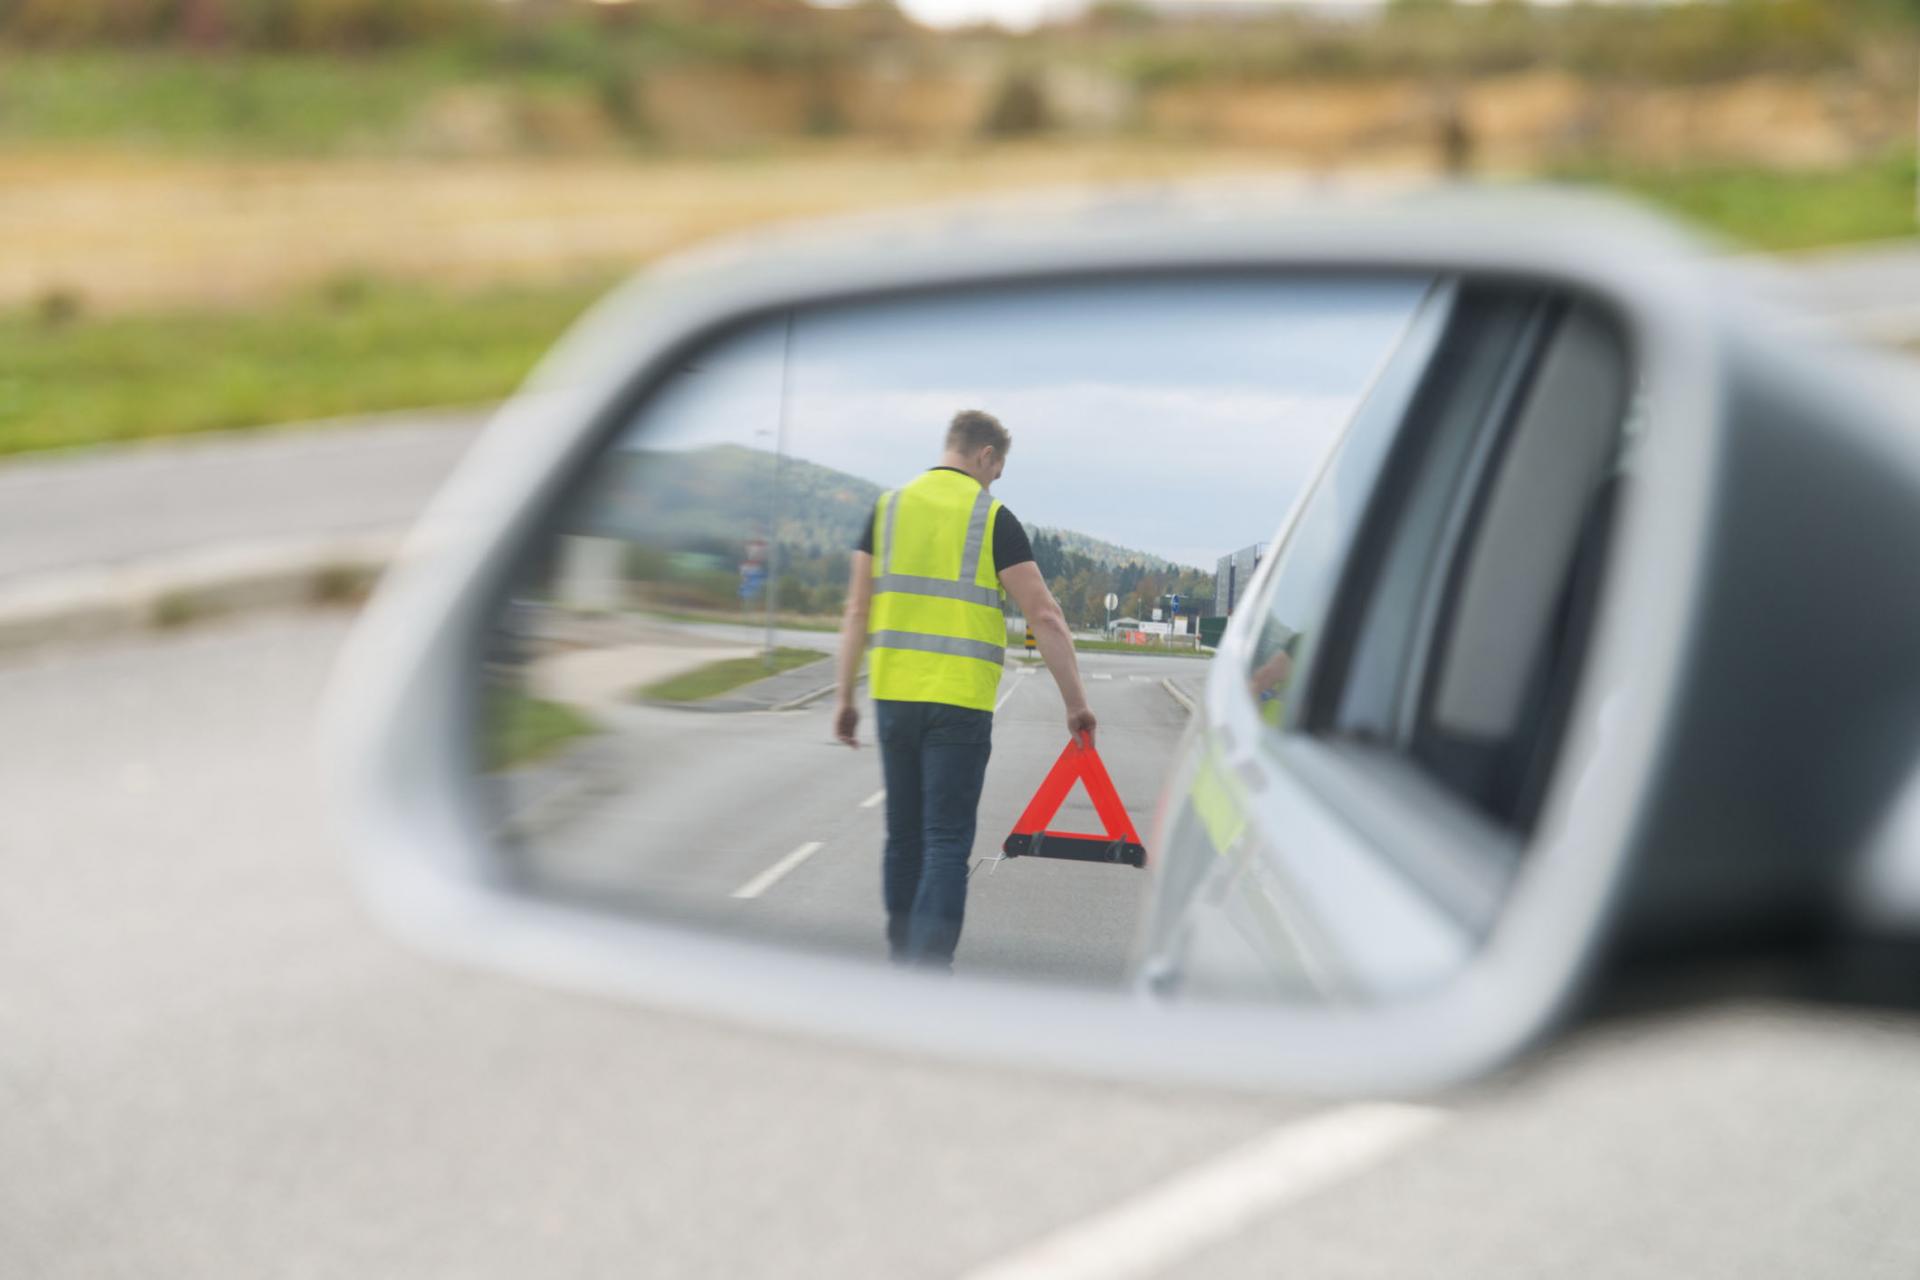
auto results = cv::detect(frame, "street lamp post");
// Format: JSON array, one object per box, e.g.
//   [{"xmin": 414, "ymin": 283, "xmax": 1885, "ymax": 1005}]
[{"xmin": 765, "ymin": 311, "xmax": 795, "ymax": 669}]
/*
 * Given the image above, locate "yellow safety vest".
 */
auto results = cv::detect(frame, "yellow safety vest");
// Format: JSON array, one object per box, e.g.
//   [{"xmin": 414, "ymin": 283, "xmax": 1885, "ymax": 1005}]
[{"xmin": 868, "ymin": 469, "xmax": 1008, "ymax": 711}]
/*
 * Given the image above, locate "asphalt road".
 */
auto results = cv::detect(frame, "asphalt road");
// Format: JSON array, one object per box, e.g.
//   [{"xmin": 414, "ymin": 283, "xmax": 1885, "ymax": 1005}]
[
  {"xmin": 511, "ymin": 648, "xmax": 1198, "ymax": 987},
  {"xmin": 12, "ymin": 611, "xmax": 1920, "ymax": 1278},
  {"xmin": 0, "ymin": 410, "xmax": 481, "ymax": 584}
]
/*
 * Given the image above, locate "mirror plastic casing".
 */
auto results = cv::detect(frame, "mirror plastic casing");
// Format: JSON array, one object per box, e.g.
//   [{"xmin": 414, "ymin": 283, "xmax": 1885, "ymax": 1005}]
[{"xmin": 322, "ymin": 185, "xmax": 1730, "ymax": 1094}]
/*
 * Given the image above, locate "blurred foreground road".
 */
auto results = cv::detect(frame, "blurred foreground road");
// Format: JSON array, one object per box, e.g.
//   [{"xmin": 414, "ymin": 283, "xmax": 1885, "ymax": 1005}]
[
  {"xmin": 0, "ymin": 409, "xmax": 482, "ymax": 584},
  {"xmin": 8, "ymin": 612, "xmax": 1920, "ymax": 1277}
]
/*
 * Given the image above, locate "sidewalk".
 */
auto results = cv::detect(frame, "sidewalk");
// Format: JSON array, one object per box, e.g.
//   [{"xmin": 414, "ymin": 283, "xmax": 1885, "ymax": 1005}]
[{"xmin": 0, "ymin": 407, "xmax": 483, "ymax": 654}]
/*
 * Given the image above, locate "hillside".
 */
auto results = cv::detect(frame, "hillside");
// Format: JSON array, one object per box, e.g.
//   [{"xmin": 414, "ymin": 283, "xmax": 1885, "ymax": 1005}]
[
  {"xmin": 1031, "ymin": 525, "xmax": 1193, "ymax": 574},
  {"xmin": 578, "ymin": 443, "xmax": 1213, "ymax": 623},
  {"xmin": 586, "ymin": 444, "xmax": 1203, "ymax": 568}
]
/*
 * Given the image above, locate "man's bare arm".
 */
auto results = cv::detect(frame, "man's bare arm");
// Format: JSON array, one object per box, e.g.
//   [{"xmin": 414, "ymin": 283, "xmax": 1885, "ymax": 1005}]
[
  {"xmin": 833, "ymin": 551, "xmax": 875, "ymax": 746},
  {"xmin": 999, "ymin": 561, "xmax": 1096, "ymax": 746}
]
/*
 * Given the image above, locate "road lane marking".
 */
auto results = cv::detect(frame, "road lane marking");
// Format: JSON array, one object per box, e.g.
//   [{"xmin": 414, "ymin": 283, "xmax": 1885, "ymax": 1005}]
[
  {"xmin": 994, "ymin": 668, "xmax": 1032, "ymax": 712},
  {"xmin": 1089, "ymin": 673, "xmax": 1112, "ymax": 680},
  {"xmin": 959, "ymin": 1102, "xmax": 1446, "ymax": 1280},
  {"xmin": 731, "ymin": 841, "xmax": 824, "ymax": 899},
  {"xmin": 860, "ymin": 788, "xmax": 886, "ymax": 809}
]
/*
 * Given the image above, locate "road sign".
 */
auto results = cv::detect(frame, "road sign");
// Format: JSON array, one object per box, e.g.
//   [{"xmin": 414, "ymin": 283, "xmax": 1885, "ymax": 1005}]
[
  {"xmin": 739, "ymin": 564, "xmax": 766, "ymax": 600},
  {"xmin": 1024, "ymin": 626, "xmax": 1036, "ymax": 653},
  {"xmin": 1104, "ymin": 592, "xmax": 1119, "ymax": 611},
  {"xmin": 1002, "ymin": 738, "xmax": 1146, "ymax": 868}
]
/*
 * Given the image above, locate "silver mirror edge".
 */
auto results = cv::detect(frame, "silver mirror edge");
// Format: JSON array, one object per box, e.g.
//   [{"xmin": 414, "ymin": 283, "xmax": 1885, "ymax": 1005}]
[{"xmin": 320, "ymin": 184, "xmax": 1728, "ymax": 1094}]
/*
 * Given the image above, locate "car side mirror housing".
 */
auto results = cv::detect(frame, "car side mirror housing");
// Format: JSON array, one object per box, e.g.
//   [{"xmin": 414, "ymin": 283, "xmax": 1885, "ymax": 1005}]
[{"xmin": 321, "ymin": 186, "xmax": 1920, "ymax": 1093}]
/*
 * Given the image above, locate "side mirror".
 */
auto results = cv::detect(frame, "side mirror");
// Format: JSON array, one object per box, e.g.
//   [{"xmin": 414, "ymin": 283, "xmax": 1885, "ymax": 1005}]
[{"xmin": 322, "ymin": 189, "xmax": 1920, "ymax": 1093}]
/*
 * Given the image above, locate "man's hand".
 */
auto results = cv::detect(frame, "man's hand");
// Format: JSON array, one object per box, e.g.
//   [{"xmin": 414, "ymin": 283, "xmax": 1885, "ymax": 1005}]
[
  {"xmin": 834, "ymin": 701, "xmax": 861, "ymax": 748},
  {"xmin": 1067, "ymin": 704, "xmax": 1097, "ymax": 750}
]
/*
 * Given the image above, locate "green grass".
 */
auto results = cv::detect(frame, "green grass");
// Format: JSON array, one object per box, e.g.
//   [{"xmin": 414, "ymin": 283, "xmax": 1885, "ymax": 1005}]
[
  {"xmin": 640, "ymin": 607, "xmax": 842, "ymax": 634},
  {"xmin": 1570, "ymin": 149, "xmax": 1920, "ymax": 252},
  {"xmin": 638, "ymin": 647, "xmax": 826, "ymax": 702},
  {"xmin": 486, "ymin": 688, "xmax": 599, "ymax": 771},
  {"xmin": 0, "ymin": 51, "xmax": 483, "ymax": 153},
  {"xmin": 0, "ymin": 275, "xmax": 610, "ymax": 455}
]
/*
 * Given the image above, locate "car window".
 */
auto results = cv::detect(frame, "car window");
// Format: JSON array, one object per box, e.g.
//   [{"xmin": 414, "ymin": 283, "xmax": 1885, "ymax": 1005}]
[
  {"xmin": 1305, "ymin": 292, "xmax": 1633, "ymax": 832},
  {"xmin": 1239, "ymin": 278, "xmax": 1457, "ymax": 731}
]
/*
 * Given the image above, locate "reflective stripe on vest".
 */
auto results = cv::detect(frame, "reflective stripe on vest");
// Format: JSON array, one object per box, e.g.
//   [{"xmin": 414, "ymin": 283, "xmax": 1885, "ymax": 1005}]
[{"xmin": 868, "ymin": 470, "xmax": 1007, "ymax": 711}]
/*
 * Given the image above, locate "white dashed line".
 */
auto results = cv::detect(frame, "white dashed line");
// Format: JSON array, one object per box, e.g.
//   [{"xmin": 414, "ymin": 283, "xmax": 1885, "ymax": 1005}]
[
  {"xmin": 859, "ymin": 788, "xmax": 886, "ymax": 809},
  {"xmin": 1089, "ymin": 673, "xmax": 1112, "ymax": 680},
  {"xmin": 994, "ymin": 668, "xmax": 1032, "ymax": 712},
  {"xmin": 731, "ymin": 841, "xmax": 824, "ymax": 899},
  {"xmin": 960, "ymin": 1103, "xmax": 1447, "ymax": 1280}
]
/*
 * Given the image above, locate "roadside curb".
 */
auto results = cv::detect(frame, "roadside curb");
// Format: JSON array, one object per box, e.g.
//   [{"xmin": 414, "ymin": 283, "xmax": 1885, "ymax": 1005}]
[
  {"xmin": 772, "ymin": 676, "xmax": 849, "ymax": 713},
  {"xmin": 1160, "ymin": 677, "xmax": 1199, "ymax": 718},
  {"xmin": 638, "ymin": 655, "xmax": 847, "ymax": 714},
  {"xmin": 486, "ymin": 733, "xmax": 628, "ymax": 846},
  {"xmin": 0, "ymin": 528, "xmax": 403, "ymax": 656}
]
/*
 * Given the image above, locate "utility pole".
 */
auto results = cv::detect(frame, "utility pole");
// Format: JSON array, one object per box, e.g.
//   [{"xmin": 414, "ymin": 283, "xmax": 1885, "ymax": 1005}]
[{"xmin": 765, "ymin": 311, "xmax": 795, "ymax": 669}]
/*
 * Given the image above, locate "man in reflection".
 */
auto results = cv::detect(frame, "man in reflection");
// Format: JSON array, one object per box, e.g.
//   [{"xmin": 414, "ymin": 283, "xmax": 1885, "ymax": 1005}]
[
  {"xmin": 832, "ymin": 409, "xmax": 1097, "ymax": 971},
  {"xmin": 1250, "ymin": 625, "xmax": 1300, "ymax": 728}
]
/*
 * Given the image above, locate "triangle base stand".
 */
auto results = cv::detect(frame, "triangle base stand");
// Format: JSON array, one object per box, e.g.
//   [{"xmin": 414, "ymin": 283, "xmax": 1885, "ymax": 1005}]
[{"xmin": 1003, "ymin": 830, "xmax": 1147, "ymax": 868}]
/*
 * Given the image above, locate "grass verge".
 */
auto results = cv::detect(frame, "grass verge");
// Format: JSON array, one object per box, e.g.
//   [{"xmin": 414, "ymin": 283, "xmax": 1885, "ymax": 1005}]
[
  {"xmin": 0, "ymin": 274, "xmax": 609, "ymax": 455},
  {"xmin": 1560, "ymin": 149, "xmax": 1919, "ymax": 252},
  {"xmin": 486, "ymin": 688, "xmax": 599, "ymax": 770},
  {"xmin": 640, "ymin": 607, "xmax": 843, "ymax": 634},
  {"xmin": 0, "ymin": 51, "xmax": 478, "ymax": 154},
  {"xmin": 639, "ymin": 647, "xmax": 825, "ymax": 702}
]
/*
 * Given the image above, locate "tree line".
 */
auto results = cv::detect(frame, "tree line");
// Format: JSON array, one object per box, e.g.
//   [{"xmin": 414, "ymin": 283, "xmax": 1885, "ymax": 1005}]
[{"xmin": 1029, "ymin": 530, "xmax": 1214, "ymax": 631}]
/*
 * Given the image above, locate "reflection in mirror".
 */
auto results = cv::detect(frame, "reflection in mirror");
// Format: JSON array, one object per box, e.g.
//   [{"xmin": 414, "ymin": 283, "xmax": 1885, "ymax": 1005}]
[{"xmin": 475, "ymin": 272, "xmax": 1634, "ymax": 1006}]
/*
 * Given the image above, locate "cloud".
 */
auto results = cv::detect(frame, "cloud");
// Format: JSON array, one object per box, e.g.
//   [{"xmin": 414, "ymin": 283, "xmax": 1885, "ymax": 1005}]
[{"xmin": 620, "ymin": 273, "xmax": 1424, "ymax": 565}]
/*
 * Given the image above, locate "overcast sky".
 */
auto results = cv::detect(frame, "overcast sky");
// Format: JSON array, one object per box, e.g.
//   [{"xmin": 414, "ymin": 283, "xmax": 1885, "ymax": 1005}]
[{"xmin": 624, "ymin": 274, "xmax": 1429, "ymax": 569}]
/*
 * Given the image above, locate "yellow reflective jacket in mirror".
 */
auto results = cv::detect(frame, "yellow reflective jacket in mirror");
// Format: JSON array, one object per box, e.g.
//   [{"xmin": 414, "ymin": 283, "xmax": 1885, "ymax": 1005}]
[{"xmin": 868, "ymin": 470, "xmax": 1008, "ymax": 711}]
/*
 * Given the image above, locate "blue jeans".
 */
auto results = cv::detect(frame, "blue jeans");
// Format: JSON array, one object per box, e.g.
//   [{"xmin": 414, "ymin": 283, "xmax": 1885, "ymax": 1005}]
[{"xmin": 874, "ymin": 699, "xmax": 994, "ymax": 969}]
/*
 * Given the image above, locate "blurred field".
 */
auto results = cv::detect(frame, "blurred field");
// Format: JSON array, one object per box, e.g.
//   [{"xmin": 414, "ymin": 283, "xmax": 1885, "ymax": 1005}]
[
  {"xmin": 5, "ymin": 140, "xmax": 1916, "ymax": 456},
  {"xmin": 0, "ymin": 141, "xmax": 1363, "ymax": 454},
  {"xmin": 0, "ymin": 274, "xmax": 606, "ymax": 454},
  {"xmin": 0, "ymin": 143, "xmax": 1338, "ymax": 315},
  {"xmin": 4, "ymin": 0, "xmax": 1918, "ymax": 457},
  {"xmin": 1567, "ymin": 148, "xmax": 1920, "ymax": 252}
]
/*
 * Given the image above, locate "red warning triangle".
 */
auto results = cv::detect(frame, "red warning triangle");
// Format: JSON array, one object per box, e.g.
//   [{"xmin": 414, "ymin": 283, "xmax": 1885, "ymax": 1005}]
[{"xmin": 1002, "ymin": 738, "xmax": 1147, "ymax": 868}]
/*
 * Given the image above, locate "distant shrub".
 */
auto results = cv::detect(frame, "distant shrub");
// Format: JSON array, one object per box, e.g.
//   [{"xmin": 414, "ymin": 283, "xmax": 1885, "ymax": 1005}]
[
  {"xmin": 979, "ymin": 70, "xmax": 1050, "ymax": 138},
  {"xmin": 33, "ymin": 286, "xmax": 85, "ymax": 328}
]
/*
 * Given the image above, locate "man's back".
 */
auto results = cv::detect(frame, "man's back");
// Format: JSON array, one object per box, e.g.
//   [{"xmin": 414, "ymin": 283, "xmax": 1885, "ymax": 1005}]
[{"xmin": 831, "ymin": 410, "xmax": 1094, "ymax": 970}]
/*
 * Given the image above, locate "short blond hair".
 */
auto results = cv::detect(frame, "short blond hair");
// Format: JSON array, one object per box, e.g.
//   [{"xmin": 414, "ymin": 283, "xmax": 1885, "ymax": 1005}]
[{"xmin": 946, "ymin": 409, "xmax": 1010, "ymax": 459}]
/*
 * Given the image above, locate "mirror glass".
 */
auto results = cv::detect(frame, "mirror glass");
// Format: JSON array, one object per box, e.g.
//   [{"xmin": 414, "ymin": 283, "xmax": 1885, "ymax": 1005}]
[{"xmin": 476, "ymin": 272, "xmax": 1634, "ymax": 1005}]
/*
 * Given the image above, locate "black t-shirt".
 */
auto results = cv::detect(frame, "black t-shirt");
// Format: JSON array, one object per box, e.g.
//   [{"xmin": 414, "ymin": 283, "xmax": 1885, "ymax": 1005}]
[{"xmin": 853, "ymin": 468, "xmax": 1035, "ymax": 573}]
